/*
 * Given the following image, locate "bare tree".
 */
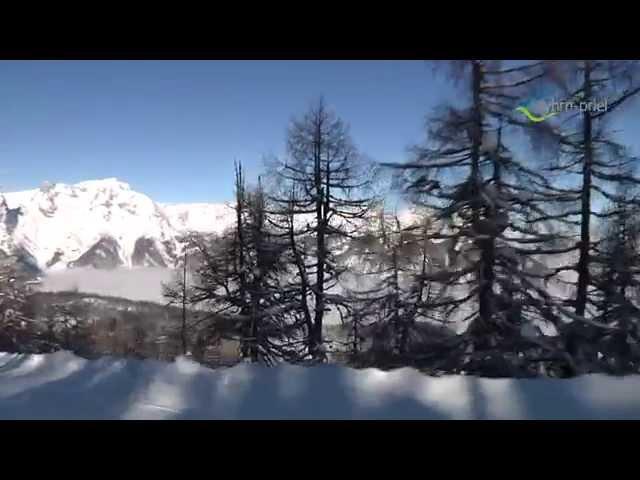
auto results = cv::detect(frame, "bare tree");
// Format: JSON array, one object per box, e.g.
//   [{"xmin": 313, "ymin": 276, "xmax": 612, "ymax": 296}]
[
  {"xmin": 0, "ymin": 255, "xmax": 38, "ymax": 352},
  {"xmin": 183, "ymin": 163, "xmax": 303, "ymax": 365},
  {"xmin": 386, "ymin": 61, "xmax": 581, "ymax": 376},
  {"xmin": 540, "ymin": 61, "xmax": 640, "ymax": 321},
  {"xmin": 268, "ymin": 97, "xmax": 377, "ymax": 361},
  {"xmin": 344, "ymin": 207, "xmax": 440, "ymax": 363},
  {"xmin": 590, "ymin": 179, "xmax": 640, "ymax": 372},
  {"xmin": 163, "ymin": 251, "xmax": 191, "ymax": 355},
  {"xmin": 181, "ymin": 252, "xmax": 188, "ymax": 354}
]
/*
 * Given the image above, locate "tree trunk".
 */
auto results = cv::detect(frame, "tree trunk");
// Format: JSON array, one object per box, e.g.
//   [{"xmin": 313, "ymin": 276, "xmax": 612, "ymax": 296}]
[
  {"xmin": 470, "ymin": 61, "xmax": 495, "ymax": 332},
  {"xmin": 287, "ymin": 205, "xmax": 314, "ymax": 353},
  {"xmin": 181, "ymin": 252, "xmax": 188, "ymax": 355},
  {"xmin": 313, "ymin": 112, "xmax": 326, "ymax": 360},
  {"xmin": 391, "ymin": 245, "xmax": 403, "ymax": 354},
  {"xmin": 250, "ymin": 296, "xmax": 259, "ymax": 362},
  {"xmin": 576, "ymin": 61, "xmax": 593, "ymax": 318},
  {"xmin": 478, "ymin": 238, "xmax": 496, "ymax": 329},
  {"xmin": 234, "ymin": 162, "xmax": 251, "ymax": 358}
]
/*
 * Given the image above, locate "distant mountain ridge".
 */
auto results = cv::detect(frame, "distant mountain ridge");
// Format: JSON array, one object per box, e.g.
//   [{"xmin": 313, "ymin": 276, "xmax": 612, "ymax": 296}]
[
  {"xmin": 0, "ymin": 178, "xmax": 421, "ymax": 274},
  {"xmin": 0, "ymin": 178, "xmax": 234, "ymax": 272}
]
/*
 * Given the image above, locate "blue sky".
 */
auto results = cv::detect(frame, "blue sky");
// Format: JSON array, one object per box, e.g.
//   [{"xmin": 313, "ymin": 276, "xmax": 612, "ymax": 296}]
[
  {"xmin": 0, "ymin": 60, "xmax": 453, "ymax": 202},
  {"xmin": 0, "ymin": 61, "xmax": 638, "ymax": 203}
]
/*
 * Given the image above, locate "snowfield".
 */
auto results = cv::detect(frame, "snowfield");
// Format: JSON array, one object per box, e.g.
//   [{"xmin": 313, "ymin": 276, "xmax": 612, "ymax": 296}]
[{"xmin": 1, "ymin": 351, "xmax": 639, "ymax": 419}]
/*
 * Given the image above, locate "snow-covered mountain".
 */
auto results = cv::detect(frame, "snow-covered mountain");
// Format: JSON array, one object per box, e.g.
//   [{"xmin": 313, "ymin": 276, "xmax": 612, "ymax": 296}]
[
  {"xmin": 0, "ymin": 177, "xmax": 423, "ymax": 274},
  {"xmin": 0, "ymin": 178, "xmax": 232, "ymax": 272},
  {"xmin": 161, "ymin": 202, "xmax": 235, "ymax": 235}
]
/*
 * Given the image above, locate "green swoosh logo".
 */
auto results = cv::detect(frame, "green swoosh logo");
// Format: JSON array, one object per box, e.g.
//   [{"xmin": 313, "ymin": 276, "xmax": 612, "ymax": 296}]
[{"xmin": 515, "ymin": 106, "xmax": 558, "ymax": 123}]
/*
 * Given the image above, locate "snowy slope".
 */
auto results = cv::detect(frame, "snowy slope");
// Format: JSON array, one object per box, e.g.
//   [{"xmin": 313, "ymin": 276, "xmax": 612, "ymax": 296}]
[
  {"xmin": 0, "ymin": 179, "xmax": 231, "ymax": 271},
  {"xmin": 161, "ymin": 202, "xmax": 235, "ymax": 235},
  {"xmin": 1, "ymin": 350, "xmax": 639, "ymax": 419}
]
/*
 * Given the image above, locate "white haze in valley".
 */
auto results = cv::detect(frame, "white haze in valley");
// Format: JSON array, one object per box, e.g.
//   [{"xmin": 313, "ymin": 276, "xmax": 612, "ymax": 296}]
[
  {"xmin": 40, "ymin": 267, "xmax": 176, "ymax": 304},
  {"xmin": 39, "ymin": 267, "xmax": 354, "ymax": 326}
]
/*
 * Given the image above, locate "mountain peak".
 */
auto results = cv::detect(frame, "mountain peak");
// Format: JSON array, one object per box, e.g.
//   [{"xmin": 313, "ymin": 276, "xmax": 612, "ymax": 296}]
[
  {"xmin": 0, "ymin": 178, "xmax": 235, "ymax": 271},
  {"xmin": 74, "ymin": 178, "xmax": 131, "ymax": 191}
]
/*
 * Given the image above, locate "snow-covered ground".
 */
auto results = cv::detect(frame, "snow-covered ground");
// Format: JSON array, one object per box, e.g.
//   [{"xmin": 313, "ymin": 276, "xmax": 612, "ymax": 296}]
[{"xmin": 0, "ymin": 351, "xmax": 639, "ymax": 419}]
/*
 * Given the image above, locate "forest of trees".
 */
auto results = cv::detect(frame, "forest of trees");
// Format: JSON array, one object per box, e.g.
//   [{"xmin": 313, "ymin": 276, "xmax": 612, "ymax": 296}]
[{"xmin": 2, "ymin": 60, "xmax": 640, "ymax": 378}]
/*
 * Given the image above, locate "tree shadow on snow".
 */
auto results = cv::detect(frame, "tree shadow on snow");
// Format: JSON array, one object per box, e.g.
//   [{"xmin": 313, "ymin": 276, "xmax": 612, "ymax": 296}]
[
  {"xmin": 505, "ymin": 374, "xmax": 640, "ymax": 420},
  {"xmin": 174, "ymin": 364, "xmax": 373, "ymax": 420},
  {"xmin": 0, "ymin": 356, "xmax": 152, "ymax": 420},
  {"xmin": 467, "ymin": 376, "xmax": 490, "ymax": 420},
  {"xmin": 225, "ymin": 365, "xmax": 450, "ymax": 420},
  {"xmin": 10, "ymin": 353, "xmax": 638, "ymax": 420}
]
